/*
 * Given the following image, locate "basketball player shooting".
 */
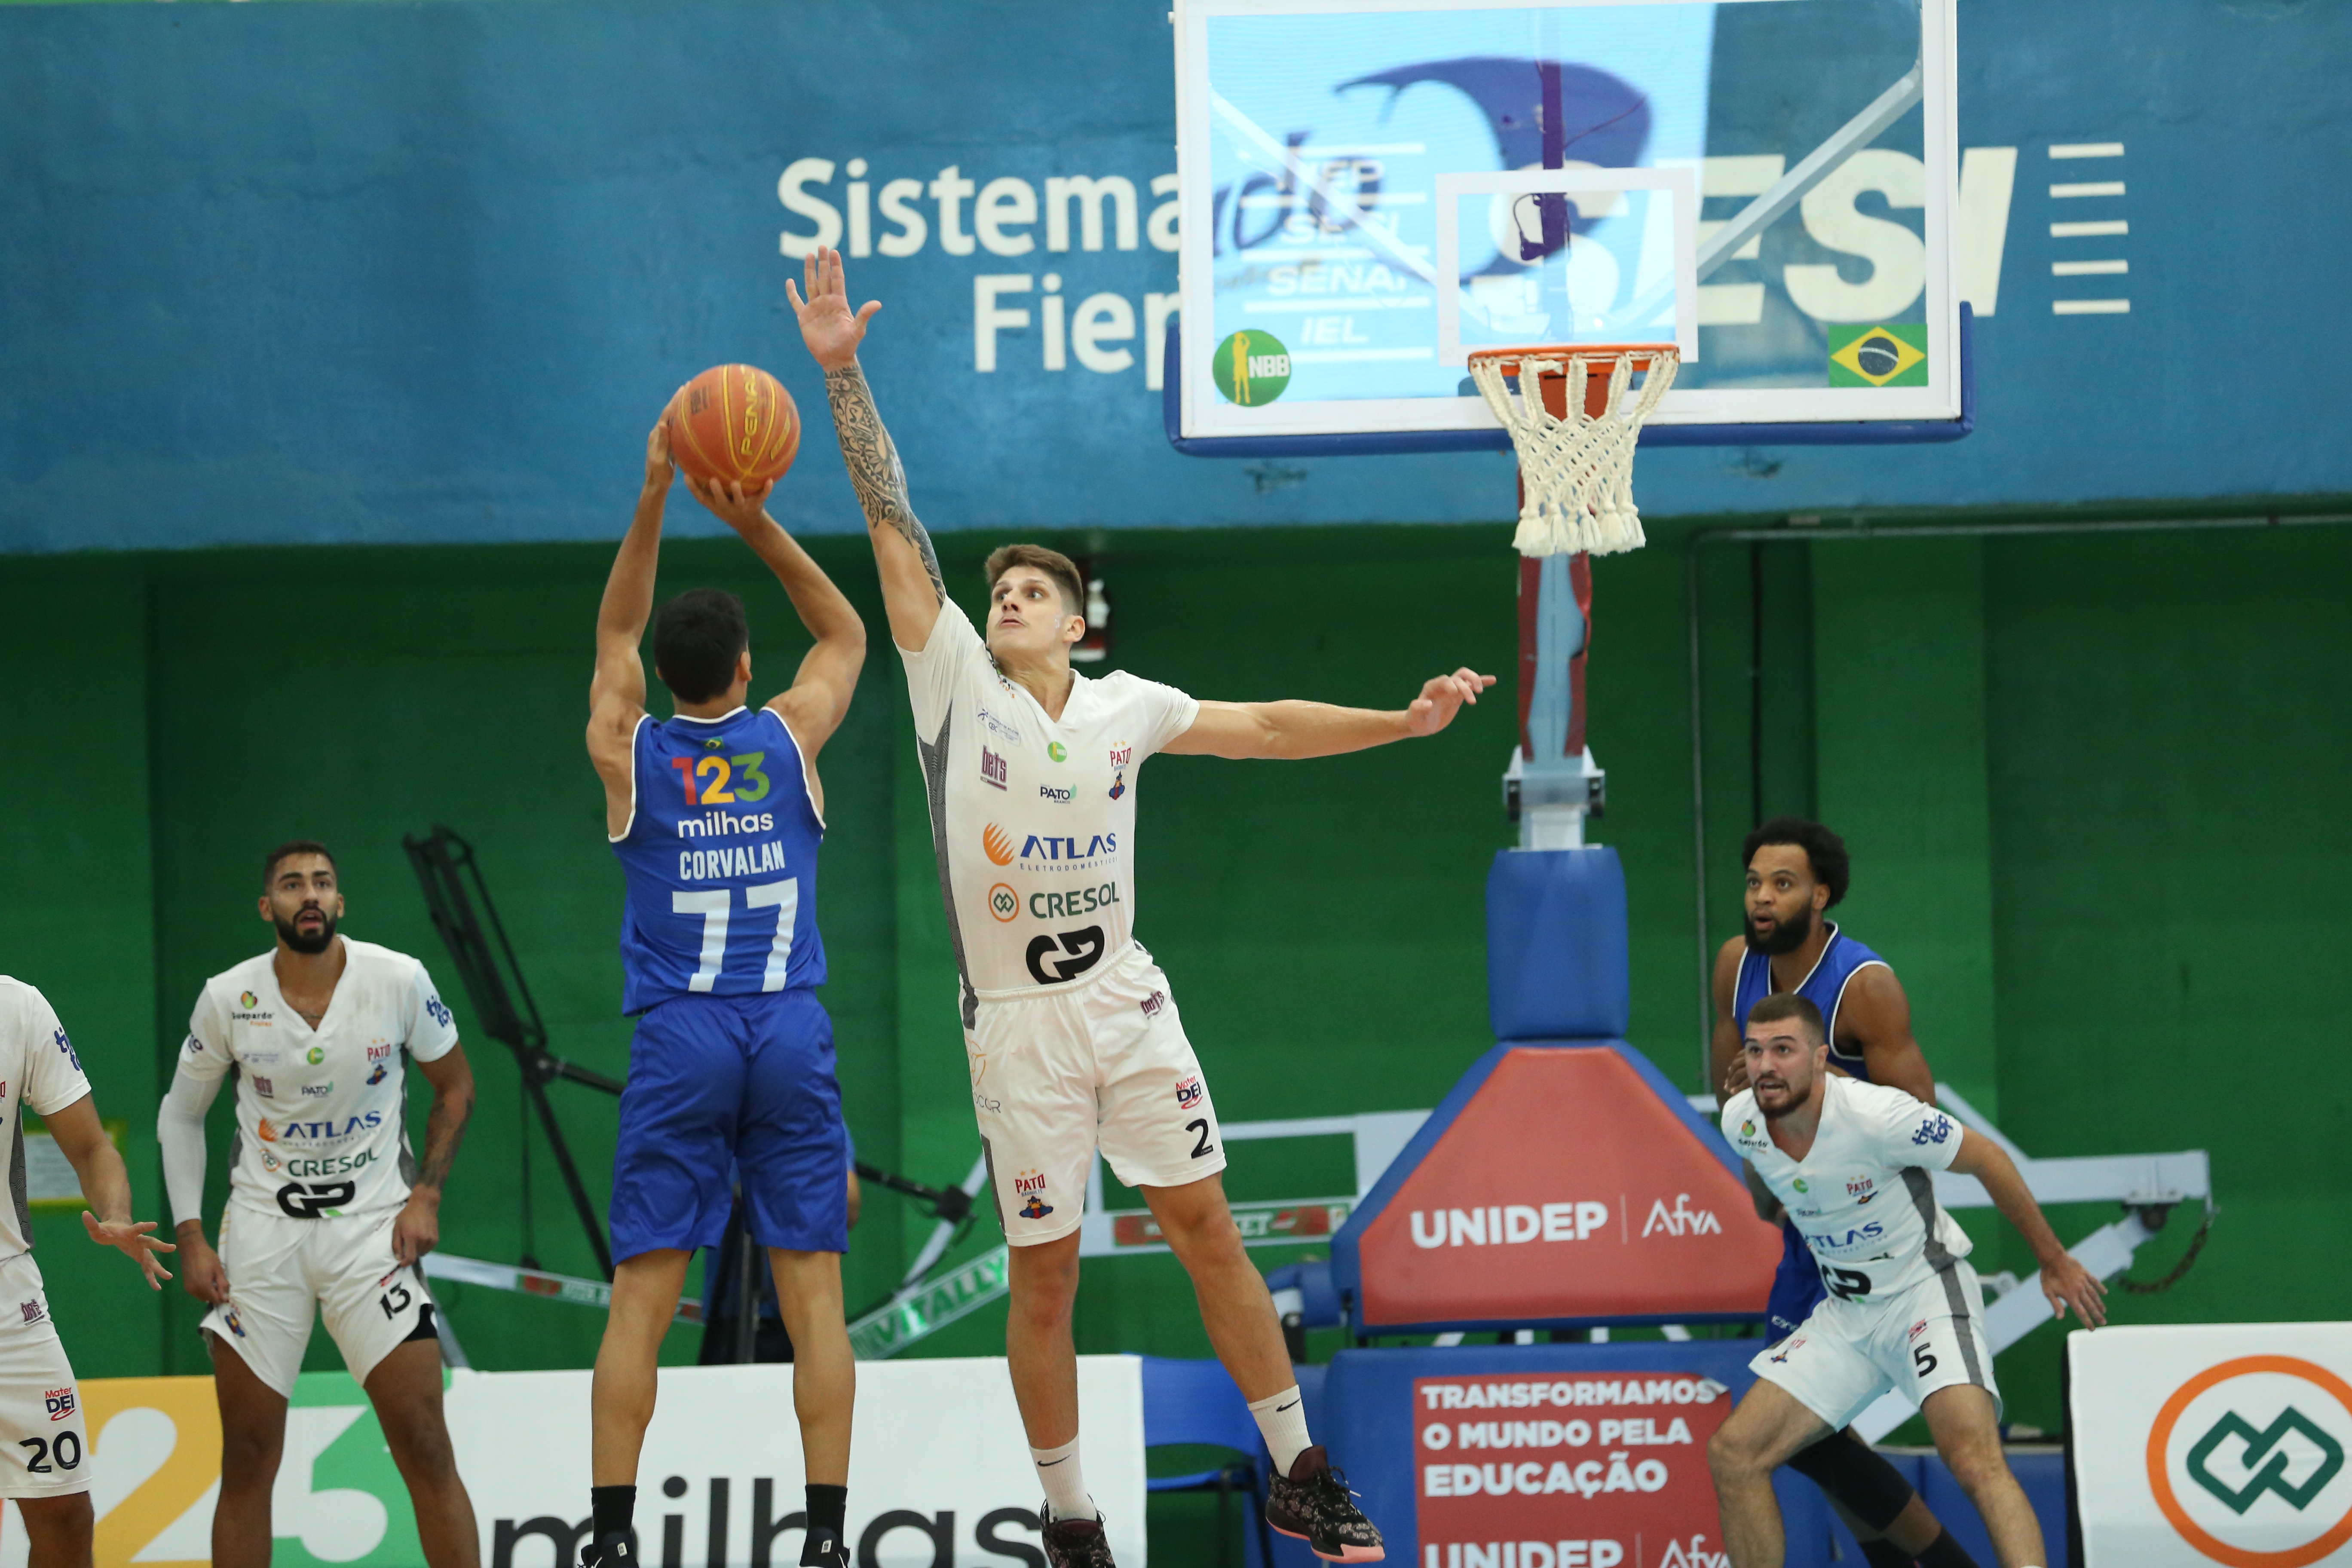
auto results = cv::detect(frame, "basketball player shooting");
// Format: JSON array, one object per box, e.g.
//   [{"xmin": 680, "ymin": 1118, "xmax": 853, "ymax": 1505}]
[
  {"xmin": 790, "ymin": 244, "xmax": 1492, "ymax": 1568},
  {"xmin": 1711, "ymin": 994, "xmax": 2105, "ymax": 1568},
  {"xmin": 581, "ymin": 416, "xmax": 866, "ymax": 1568}
]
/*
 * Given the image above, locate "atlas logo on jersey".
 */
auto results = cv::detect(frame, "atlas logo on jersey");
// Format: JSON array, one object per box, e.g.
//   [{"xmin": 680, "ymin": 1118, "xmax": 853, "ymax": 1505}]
[{"xmin": 982, "ymin": 824, "xmax": 1016, "ymax": 866}]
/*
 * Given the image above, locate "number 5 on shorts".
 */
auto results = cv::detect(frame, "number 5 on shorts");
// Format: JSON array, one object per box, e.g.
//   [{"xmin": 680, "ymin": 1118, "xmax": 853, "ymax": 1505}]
[{"xmin": 1912, "ymin": 1342, "xmax": 1939, "ymax": 1378}]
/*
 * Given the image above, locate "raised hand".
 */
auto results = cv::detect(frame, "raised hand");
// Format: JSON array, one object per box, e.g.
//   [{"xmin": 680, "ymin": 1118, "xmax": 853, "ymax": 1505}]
[
  {"xmin": 84, "ymin": 1210, "xmax": 174, "ymax": 1291},
  {"xmin": 1405, "ymin": 668, "xmax": 1498, "ymax": 737},
  {"xmin": 682, "ymin": 472, "xmax": 778, "ymax": 536},
  {"xmin": 645, "ymin": 416, "xmax": 676, "ymax": 492},
  {"xmin": 787, "ymin": 245, "xmax": 882, "ymax": 371}
]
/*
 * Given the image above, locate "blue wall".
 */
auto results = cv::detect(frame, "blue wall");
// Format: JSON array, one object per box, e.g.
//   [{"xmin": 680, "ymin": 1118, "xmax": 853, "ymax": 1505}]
[{"xmin": 3, "ymin": 0, "xmax": 2348, "ymax": 554}]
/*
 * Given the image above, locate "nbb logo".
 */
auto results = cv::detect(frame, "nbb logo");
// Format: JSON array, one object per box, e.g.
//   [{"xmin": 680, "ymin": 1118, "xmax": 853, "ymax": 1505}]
[{"xmin": 2146, "ymin": 1355, "xmax": 2352, "ymax": 1568}]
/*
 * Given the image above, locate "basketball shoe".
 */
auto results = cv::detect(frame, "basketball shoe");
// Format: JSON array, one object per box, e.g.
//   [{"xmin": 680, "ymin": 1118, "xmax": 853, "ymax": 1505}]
[
  {"xmin": 1267, "ymin": 1446, "xmax": 1385, "ymax": 1562},
  {"xmin": 1041, "ymin": 1508, "xmax": 1118, "ymax": 1568}
]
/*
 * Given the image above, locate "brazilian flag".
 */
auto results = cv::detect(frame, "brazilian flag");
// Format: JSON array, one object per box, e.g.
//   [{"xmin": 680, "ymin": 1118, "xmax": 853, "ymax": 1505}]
[{"xmin": 1827, "ymin": 324, "xmax": 1929, "ymax": 387}]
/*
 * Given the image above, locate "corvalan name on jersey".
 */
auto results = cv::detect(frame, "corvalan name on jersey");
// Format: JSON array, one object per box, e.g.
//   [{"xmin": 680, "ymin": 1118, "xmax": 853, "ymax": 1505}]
[
  {"xmin": 677, "ymin": 810, "xmax": 777, "ymax": 839},
  {"xmin": 677, "ymin": 841, "xmax": 789, "ymax": 881}
]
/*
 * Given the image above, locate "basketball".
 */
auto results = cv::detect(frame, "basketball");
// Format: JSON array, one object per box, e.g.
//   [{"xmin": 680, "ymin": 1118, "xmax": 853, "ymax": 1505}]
[{"xmin": 665, "ymin": 364, "xmax": 800, "ymax": 489}]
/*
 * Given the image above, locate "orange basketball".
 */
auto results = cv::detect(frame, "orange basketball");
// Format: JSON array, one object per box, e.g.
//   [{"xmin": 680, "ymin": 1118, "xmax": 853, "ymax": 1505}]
[{"xmin": 666, "ymin": 364, "xmax": 800, "ymax": 489}]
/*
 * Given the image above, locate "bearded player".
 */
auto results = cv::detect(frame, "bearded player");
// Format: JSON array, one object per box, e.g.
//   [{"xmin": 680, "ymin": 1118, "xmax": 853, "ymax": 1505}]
[
  {"xmin": 159, "ymin": 841, "xmax": 479, "ymax": 1568},
  {"xmin": 1711, "ymin": 994, "xmax": 2104, "ymax": 1568},
  {"xmin": 1711, "ymin": 818, "xmax": 1978, "ymax": 1568},
  {"xmin": 582, "ymin": 417, "xmax": 865, "ymax": 1568},
  {"xmin": 791, "ymin": 244, "xmax": 1491, "ymax": 1568}
]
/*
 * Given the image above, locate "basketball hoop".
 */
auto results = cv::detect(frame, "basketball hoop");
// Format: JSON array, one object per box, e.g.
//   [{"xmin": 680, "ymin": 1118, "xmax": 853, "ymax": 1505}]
[{"xmin": 1467, "ymin": 343, "xmax": 1679, "ymax": 559}]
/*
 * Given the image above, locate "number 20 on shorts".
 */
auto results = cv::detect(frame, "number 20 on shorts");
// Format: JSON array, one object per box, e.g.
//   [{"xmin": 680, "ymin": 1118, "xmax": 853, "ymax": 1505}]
[{"xmin": 671, "ymin": 751, "xmax": 772, "ymax": 806}]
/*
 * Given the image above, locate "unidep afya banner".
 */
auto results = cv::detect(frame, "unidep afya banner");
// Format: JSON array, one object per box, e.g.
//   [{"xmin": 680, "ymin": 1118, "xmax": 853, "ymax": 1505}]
[
  {"xmin": 2070, "ymin": 1323, "xmax": 2352, "ymax": 1568},
  {"xmin": 0, "ymin": 1357, "xmax": 1146, "ymax": 1568}
]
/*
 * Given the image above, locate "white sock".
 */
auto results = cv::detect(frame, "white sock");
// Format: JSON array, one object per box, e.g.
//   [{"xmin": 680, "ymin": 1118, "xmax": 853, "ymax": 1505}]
[
  {"xmin": 1249, "ymin": 1386, "xmax": 1314, "ymax": 1475},
  {"xmin": 1030, "ymin": 1439, "xmax": 1092, "ymax": 1522}
]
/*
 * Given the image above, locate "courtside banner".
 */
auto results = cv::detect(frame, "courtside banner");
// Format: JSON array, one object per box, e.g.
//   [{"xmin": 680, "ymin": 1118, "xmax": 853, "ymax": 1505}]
[
  {"xmin": 1334, "ymin": 1045, "xmax": 1780, "ymax": 1332},
  {"xmin": 2070, "ymin": 1323, "xmax": 2352, "ymax": 1568},
  {"xmin": 0, "ymin": 1357, "xmax": 1145, "ymax": 1568},
  {"xmin": 1316, "ymin": 1341, "xmax": 1828, "ymax": 1568},
  {"xmin": 1412, "ymin": 1370, "xmax": 1733, "ymax": 1568}
]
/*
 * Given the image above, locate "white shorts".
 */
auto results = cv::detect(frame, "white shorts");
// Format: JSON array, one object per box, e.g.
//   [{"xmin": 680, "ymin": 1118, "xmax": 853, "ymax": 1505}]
[
  {"xmin": 0, "ymin": 1255, "xmax": 90, "ymax": 1498},
  {"xmin": 1751, "ymin": 1259, "xmax": 2000, "ymax": 1433},
  {"xmin": 968, "ymin": 943, "xmax": 1226, "ymax": 1245},
  {"xmin": 202, "ymin": 1204, "xmax": 436, "ymax": 1397}
]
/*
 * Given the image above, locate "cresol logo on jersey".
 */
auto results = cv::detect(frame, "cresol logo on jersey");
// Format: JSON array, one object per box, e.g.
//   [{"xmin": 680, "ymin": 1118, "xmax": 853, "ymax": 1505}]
[
  {"xmin": 1413, "ymin": 1376, "xmax": 1733, "ymax": 1568},
  {"xmin": 2145, "ymin": 1355, "xmax": 2352, "ymax": 1568}
]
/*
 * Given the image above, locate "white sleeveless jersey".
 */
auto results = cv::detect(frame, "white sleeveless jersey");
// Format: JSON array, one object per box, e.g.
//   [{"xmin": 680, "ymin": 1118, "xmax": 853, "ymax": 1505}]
[
  {"xmin": 1722, "ymin": 1074, "xmax": 1972, "ymax": 1306},
  {"xmin": 900, "ymin": 599, "xmax": 1199, "ymax": 1024},
  {"xmin": 0, "ymin": 980, "xmax": 96, "ymax": 1263},
  {"xmin": 182, "ymin": 938, "xmax": 459, "ymax": 1220}
]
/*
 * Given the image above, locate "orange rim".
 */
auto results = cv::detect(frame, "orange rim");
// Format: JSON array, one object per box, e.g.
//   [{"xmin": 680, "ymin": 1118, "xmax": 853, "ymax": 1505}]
[
  {"xmin": 1467, "ymin": 342, "xmax": 1677, "ymax": 379},
  {"xmin": 2144, "ymin": 1354, "xmax": 2352, "ymax": 1568}
]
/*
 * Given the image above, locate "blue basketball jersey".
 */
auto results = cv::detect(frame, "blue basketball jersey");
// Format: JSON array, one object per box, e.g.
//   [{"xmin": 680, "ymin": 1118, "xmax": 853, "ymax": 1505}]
[
  {"xmin": 1731, "ymin": 922, "xmax": 1888, "ymax": 1080},
  {"xmin": 612, "ymin": 707, "xmax": 827, "ymax": 1014}
]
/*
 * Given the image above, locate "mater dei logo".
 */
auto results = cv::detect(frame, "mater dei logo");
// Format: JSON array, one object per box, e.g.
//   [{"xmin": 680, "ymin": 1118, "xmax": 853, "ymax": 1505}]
[{"xmin": 2147, "ymin": 1355, "xmax": 2352, "ymax": 1567}]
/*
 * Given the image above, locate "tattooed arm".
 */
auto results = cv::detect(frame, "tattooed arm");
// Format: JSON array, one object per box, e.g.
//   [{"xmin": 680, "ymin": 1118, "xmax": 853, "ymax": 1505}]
[
  {"xmin": 393, "ymin": 1044, "xmax": 475, "ymax": 1265},
  {"xmin": 789, "ymin": 245, "xmax": 947, "ymax": 652}
]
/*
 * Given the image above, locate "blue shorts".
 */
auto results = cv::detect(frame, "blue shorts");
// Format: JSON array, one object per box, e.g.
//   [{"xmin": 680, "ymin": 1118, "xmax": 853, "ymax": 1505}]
[
  {"xmin": 1766, "ymin": 1222, "xmax": 1826, "ymax": 1342},
  {"xmin": 610, "ymin": 989, "xmax": 848, "ymax": 1264}
]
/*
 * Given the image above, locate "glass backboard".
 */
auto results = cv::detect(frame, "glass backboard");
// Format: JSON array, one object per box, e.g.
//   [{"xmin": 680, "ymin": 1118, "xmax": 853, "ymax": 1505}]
[{"xmin": 1173, "ymin": 0, "xmax": 1959, "ymax": 444}]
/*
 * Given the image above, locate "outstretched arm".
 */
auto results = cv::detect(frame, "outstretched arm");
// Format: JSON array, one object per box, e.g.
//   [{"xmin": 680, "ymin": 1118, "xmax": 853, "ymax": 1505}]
[
  {"xmin": 789, "ymin": 245, "xmax": 947, "ymax": 652},
  {"xmin": 680, "ymin": 476, "xmax": 868, "ymax": 759},
  {"xmin": 588, "ymin": 420, "xmax": 673, "ymax": 834},
  {"xmin": 1162, "ymin": 668, "xmax": 1496, "ymax": 759},
  {"xmin": 1948, "ymin": 1129, "xmax": 2107, "ymax": 1327}
]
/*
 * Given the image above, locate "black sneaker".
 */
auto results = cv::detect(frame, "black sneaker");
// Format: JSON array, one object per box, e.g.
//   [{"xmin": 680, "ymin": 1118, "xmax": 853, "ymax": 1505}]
[
  {"xmin": 802, "ymin": 1530, "xmax": 851, "ymax": 1568},
  {"xmin": 1267, "ymin": 1446, "xmax": 1385, "ymax": 1563},
  {"xmin": 581, "ymin": 1538, "xmax": 637, "ymax": 1568},
  {"xmin": 1041, "ymin": 1507, "xmax": 1118, "ymax": 1568}
]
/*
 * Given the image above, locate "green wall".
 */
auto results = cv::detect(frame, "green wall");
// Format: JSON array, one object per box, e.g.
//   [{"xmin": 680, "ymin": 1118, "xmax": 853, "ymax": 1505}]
[{"xmin": 1, "ymin": 510, "xmax": 2345, "ymax": 1445}]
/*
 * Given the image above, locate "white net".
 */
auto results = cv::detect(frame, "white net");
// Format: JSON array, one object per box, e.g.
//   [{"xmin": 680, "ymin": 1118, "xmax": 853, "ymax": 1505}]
[{"xmin": 1468, "ymin": 346, "xmax": 1679, "ymax": 558}]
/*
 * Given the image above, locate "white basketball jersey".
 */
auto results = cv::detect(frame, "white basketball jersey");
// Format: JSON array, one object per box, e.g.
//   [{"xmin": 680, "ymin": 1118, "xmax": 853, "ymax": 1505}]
[
  {"xmin": 1723, "ymin": 1074, "xmax": 1972, "ymax": 1306},
  {"xmin": 0, "ymin": 980, "xmax": 96, "ymax": 1263},
  {"xmin": 182, "ymin": 938, "xmax": 459, "ymax": 1220},
  {"xmin": 900, "ymin": 599, "xmax": 1199, "ymax": 1023}
]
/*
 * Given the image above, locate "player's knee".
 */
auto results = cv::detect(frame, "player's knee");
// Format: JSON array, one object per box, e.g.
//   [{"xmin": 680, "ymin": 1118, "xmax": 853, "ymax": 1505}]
[
  {"xmin": 20, "ymin": 1488, "xmax": 94, "ymax": 1545},
  {"xmin": 384, "ymin": 1414, "xmax": 459, "ymax": 1484},
  {"xmin": 1942, "ymin": 1439, "xmax": 2011, "ymax": 1499},
  {"xmin": 1707, "ymin": 1424, "xmax": 1758, "ymax": 1480},
  {"xmin": 218, "ymin": 1424, "xmax": 283, "ymax": 1486}
]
